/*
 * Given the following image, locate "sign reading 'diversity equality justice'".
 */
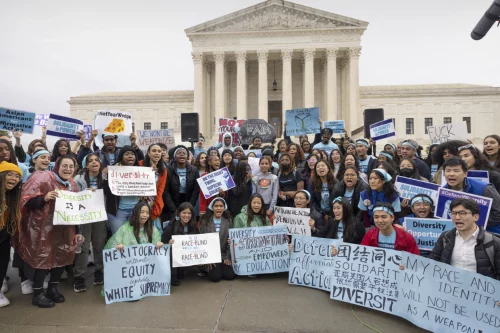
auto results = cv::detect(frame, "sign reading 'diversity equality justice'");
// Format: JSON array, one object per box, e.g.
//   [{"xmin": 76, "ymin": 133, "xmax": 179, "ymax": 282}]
[
  {"xmin": 53, "ymin": 189, "xmax": 107, "ymax": 225},
  {"xmin": 274, "ymin": 206, "xmax": 311, "ymax": 236},
  {"xmin": 403, "ymin": 217, "xmax": 454, "ymax": 251},
  {"xmin": 0, "ymin": 107, "xmax": 36, "ymax": 133},
  {"xmin": 108, "ymin": 166, "xmax": 157, "ymax": 196}
]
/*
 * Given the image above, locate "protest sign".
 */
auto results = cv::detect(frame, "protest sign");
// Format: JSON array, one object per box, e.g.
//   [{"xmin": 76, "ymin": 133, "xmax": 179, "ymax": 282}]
[
  {"xmin": 46, "ymin": 114, "xmax": 84, "ymax": 139},
  {"xmin": 0, "ymin": 107, "xmax": 36, "ymax": 133},
  {"xmin": 197, "ymin": 167, "xmax": 236, "ymax": 199},
  {"xmin": 35, "ymin": 114, "xmax": 49, "ymax": 126},
  {"xmin": 83, "ymin": 125, "xmax": 92, "ymax": 141},
  {"xmin": 229, "ymin": 225, "xmax": 289, "ymax": 275},
  {"xmin": 403, "ymin": 217, "xmax": 454, "ymax": 251},
  {"xmin": 467, "ymin": 170, "xmax": 489, "ymax": 184},
  {"xmin": 427, "ymin": 122, "xmax": 468, "ymax": 144},
  {"xmin": 103, "ymin": 244, "xmax": 171, "ymax": 304},
  {"xmin": 288, "ymin": 236, "xmax": 340, "ymax": 291},
  {"xmin": 330, "ymin": 244, "xmax": 401, "ymax": 314},
  {"xmin": 274, "ymin": 206, "xmax": 311, "ymax": 236},
  {"xmin": 395, "ymin": 176, "xmax": 441, "ymax": 203},
  {"xmin": 398, "ymin": 253, "xmax": 500, "ymax": 333},
  {"xmin": 244, "ymin": 149, "xmax": 262, "ymax": 158},
  {"xmin": 285, "ymin": 107, "xmax": 320, "ymax": 136},
  {"xmin": 171, "ymin": 233, "xmax": 221, "ymax": 267},
  {"xmin": 239, "ymin": 119, "xmax": 276, "ymax": 144},
  {"xmin": 369, "ymin": 119, "xmax": 396, "ymax": 141},
  {"xmin": 435, "ymin": 188, "xmax": 491, "ymax": 227},
  {"xmin": 248, "ymin": 157, "xmax": 261, "ymax": 177},
  {"xmin": 108, "ymin": 166, "xmax": 156, "ymax": 196},
  {"xmin": 53, "ymin": 189, "xmax": 107, "ymax": 225},
  {"xmin": 94, "ymin": 110, "xmax": 133, "ymax": 148},
  {"xmin": 136, "ymin": 129, "xmax": 175, "ymax": 153},
  {"xmin": 323, "ymin": 120, "xmax": 345, "ymax": 135},
  {"xmin": 218, "ymin": 118, "xmax": 245, "ymax": 145}
]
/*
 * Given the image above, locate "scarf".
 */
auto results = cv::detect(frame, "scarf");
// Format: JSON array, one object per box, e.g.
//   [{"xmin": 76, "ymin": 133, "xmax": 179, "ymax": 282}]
[{"xmin": 52, "ymin": 172, "xmax": 72, "ymax": 191}]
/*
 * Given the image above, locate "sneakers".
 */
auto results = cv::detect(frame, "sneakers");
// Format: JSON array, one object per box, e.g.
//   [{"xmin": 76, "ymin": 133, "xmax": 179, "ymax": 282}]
[
  {"xmin": 32, "ymin": 291, "xmax": 54, "ymax": 308},
  {"xmin": 0, "ymin": 292, "xmax": 10, "ymax": 307},
  {"xmin": 93, "ymin": 270, "xmax": 104, "ymax": 286},
  {"xmin": 73, "ymin": 277, "xmax": 86, "ymax": 293},
  {"xmin": 21, "ymin": 280, "xmax": 34, "ymax": 295},
  {"xmin": 1, "ymin": 278, "xmax": 8, "ymax": 293}
]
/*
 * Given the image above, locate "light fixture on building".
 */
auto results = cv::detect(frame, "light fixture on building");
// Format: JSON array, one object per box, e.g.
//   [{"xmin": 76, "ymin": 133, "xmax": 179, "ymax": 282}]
[{"xmin": 272, "ymin": 60, "xmax": 278, "ymax": 91}]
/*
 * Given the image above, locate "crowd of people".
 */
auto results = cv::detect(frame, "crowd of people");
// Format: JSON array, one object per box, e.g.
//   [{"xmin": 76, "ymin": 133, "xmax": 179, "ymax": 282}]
[{"xmin": 1, "ymin": 120, "xmax": 500, "ymax": 311}]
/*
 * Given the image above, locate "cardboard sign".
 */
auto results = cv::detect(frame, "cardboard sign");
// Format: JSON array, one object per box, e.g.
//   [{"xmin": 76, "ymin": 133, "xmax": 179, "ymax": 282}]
[
  {"xmin": 103, "ymin": 244, "xmax": 170, "ymax": 304},
  {"xmin": 369, "ymin": 119, "xmax": 396, "ymax": 141},
  {"xmin": 395, "ymin": 176, "xmax": 441, "ymax": 203},
  {"xmin": 323, "ymin": 120, "xmax": 345, "ymax": 135},
  {"xmin": 467, "ymin": 170, "xmax": 489, "ymax": 184},
  {"xmin": 136, "ymin": 129, "xmax": 175, "ymax": 153},
  {"xmin": 229, "ymin": 225, "xmax": 289, "ymax": 275},
  {"xmin": 285, "ymin": 107, "xmax": 320, "ymax": 136},
  {"xmin": 35, "ymin": 114, "xmax": 49, "ymax": 126},
  {"xmin": 218, "ymin": 118, "xmax": 245, "ymax": 146},
  {"xmin": 434, "ymin": 187, "xmax": 492, "ymax": 227},
  {"xmin": 403, "ymin": 217, "xmax": 454, "ymax": 251},
  {"xmin": 46, "ymin": 114, "xmax": 84, "ymax": 139},
  {"xmin": 94, "ymin": 110, "xmax": 133, "ymax": 148},
  {"xmin": 196, "ymin": 167, "xmax": 236, "ymax": 199},
  {"xmin": 171, "ymin": 233, "xmax": 221, "ymax": 267},
  {"xmin": 53, "ymin": 189, "xmax": 107, "ymax": 225},
  {"xmin": 427, "ymin": 122, "xmax": 468, "ymax": 144},
  {"xmin": 0, "ymin": 107, "xmax": 36, "ymax": 133},
  {"xmin": 274, "ymin": 206, "xmax": 311, "ymax": 236},
  {"xmin": 239, "ymin": 119, "xmax": 276, "ymax": 145},
  {"xmin": 108, "ymin": 166, "xmax": 156, "ymax": 196}
]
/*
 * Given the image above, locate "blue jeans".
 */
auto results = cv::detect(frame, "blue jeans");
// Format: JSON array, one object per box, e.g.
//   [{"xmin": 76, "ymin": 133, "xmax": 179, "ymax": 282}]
[{"xmin": 108, "ymin": 208, "xmax": 134, "ymax": 234}]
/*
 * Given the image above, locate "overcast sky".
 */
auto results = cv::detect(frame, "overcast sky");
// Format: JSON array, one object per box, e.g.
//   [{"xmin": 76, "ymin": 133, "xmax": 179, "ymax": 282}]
[{"xmin": 1, "ymin": 0, "xmax": 499, "ymax": 119}]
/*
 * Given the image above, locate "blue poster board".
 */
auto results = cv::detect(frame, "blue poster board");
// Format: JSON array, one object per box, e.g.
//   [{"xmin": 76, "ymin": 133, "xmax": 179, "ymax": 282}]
[
  {"xmin": 435, "ymin": 187, "xmax": 491, "ymax": 227},
  {"xmin": 0, "ymin": 107, "xmax": 36, "ymax": 134},
  {"xmin": 285, "ymin": 107, "xmax": 320, "ymax": 136},
  {"xmin": 403, "ymin": 217, "xmax": 454, "ymax": 251},
  {"xmin": 323, "ymin": 120, "xmax": 345, "ymax": 134}
]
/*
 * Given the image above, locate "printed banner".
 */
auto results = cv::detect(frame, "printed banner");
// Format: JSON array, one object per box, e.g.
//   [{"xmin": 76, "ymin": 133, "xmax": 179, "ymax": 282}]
[
  {"xmin": 285, "ymin": 107, "xmax": 320, "ymax": 136},
  {"xmin": 136, "ymin": 129, "xmax": 175, "ymax": 153},
  {"xmin": 435, "ymin": 187, "xmax": 492, "ymax": 227},
  {"xmin": 46, "ymin": 114, "xmax": 84, "ymax": 139},
  {"xmin": 94, "ymin": 110, "xmax": 133, "ymax": 148},
  {"xmin": 229, "ymin": 225, "xmax": 289, "ymax": 275},
  {"xmin": 218, "ymin": 118, "xmax": 245, "ymax": 145},
  {"xmin": 369, "ymin": 119, "xmax": 396, "ymax": 141},
  {"xmin": 248, "ymin": 157, "xmax": 261, "ymax": 177},
  {"xmin": 53, "ymin": 189, "xmax": 107, "ymax": 225},
  {"xmin": 330, "ymin": 244, "xmax": 401, "ymax": 314},
  {"xmin": 467, "ymin": 170, "xmax": 489, "ymax": 184},
  {"xmin": 323, "ymin": 120, "xmax": 345, "ymax": 134},
  {"xmin": 398, "ymin": 253, "xmax": 500, "ymax": 333},
  {"xmin": 289, "ymin": 236, "xmax": 340, "ymax": 291},
  {"xmin": 274, "ymin": 206, "xmax": 311, "ymax": 236},
  {"xmin": 0, "ymin": 107, "xmax": 36, "ymax": 133},
  {"xmin": 239, "ymin": 119, "xmax": 277, "ymax": 144},
  {"xmin": 103, "ymin": 244, "xmax": 171, "ymax": 304},
  {"xmin": 108, "ymin": 166, "xmax": 156, "ymax": 196},
  {"xmin": 35, "ymin": 114, "xmax": 49, "ymax": 126},
  {"xmin": 403, "ymin": 217, "xmax": 454, "ymax": 251},
  {"xmin": 395, "ymin": 176, "xmax": 441, "ymax": 203},
  {"xmin": 171, "ymin": 233, "xmax": 221, "ymax": 267},
  {"xmin": 196, "ymin": 167, "xmax": 236, "ymax": 199},
  {"xmin": 427, "ymin": 122, "xmax": 468, "ymax": 144}
]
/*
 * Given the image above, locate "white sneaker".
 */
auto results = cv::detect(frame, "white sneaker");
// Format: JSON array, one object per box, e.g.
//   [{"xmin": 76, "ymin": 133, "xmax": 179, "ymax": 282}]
[
  {"xmin": 21, "ymin": 280, "xmax": 33, "ymax": 295},
  {"xmin": 1, "ymin": 278, "xmax": 8, "ymax": 293},
  {"xmin": 0, "ymin": 292, "xmax": 10, "ymax": 307}
]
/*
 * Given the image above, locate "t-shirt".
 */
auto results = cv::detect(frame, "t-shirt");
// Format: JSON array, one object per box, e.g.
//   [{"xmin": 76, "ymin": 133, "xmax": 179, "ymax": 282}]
[
  {"xmin": 378, "ymin": 230, "xmax": 396, "ymax": 249},
  {"xmin": 430, "ymin": 164, "xmax": 438, "ymax": 179},
  {"xmin": 337, "ymin": 222, "xmax": 344, "ymax": 241},
  {"xmin": 107, "ymin": 152, "xmax": 116, "ymax": 166},
  {"xmin": 177, "ymin": 168, "xmax": 187, "ymax": 193},
  {"xmin": 312, "ymin": 142, "xmax": 339, "ymax": 157},
  {"xmin": 213, "ymin": 217, "xmax": 222, "ymax": 232},
  {"xmin": 344, "ymin": 188, "xmax": 353, "ymax": 204},
  {"xmin": 490, "ymin": 161, "xmax": 496, "ymax": 167},
  {"xmin": 358, "ymin": 156, "xmax": 372, "ymax": 174},
  {"xmin": 278, "ymin": 171, "xmax": 302, "ymax": 192},
  {"xmin": 89, "ymin": 176, "xmax": 98, "ymax": 189},
  {"xmin": 321, "ymin": 182, "xmax": 330, "ymax": 212},
  {"xmin": 119, "ymin": 196, "xmax": 139, "ymax": 210},
  {"xmin": 183, "ymin": 225, "xmax": 188, "ymax": 233}
]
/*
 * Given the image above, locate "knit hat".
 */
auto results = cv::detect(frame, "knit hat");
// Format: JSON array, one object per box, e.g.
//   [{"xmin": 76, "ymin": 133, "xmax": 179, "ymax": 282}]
[{"xmin": 0, "ymin": 162, "xmax": 22, "ymax": 175}]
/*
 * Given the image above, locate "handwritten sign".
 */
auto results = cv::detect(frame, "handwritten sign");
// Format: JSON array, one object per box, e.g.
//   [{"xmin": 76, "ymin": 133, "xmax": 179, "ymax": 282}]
[
  {"xmin": 53, "ymin": 189, "xmax": 107, "ymax": 225},
  {"xmin": 369, "ymin": 119, "xmax": 396, "ymax": 141},
  {"xmin": 46, "ymin": 114, "xmax": 84, "ymax": 139},
  {"xmin": 467, "ymin": 170, "xmax": 489, "ymax": 184},
  {"xmin": 94, "ymin": 110, "xmax": 133, "ymax": 148},
  {"xmin": 248, "ymin": 157, "xmax": 261, "ymax": 177},
  {"xmin": 330, "ymin": 244, "xmax": 401, "ymax": 314},
  {"xmin": 108, "ymin": 166, "xmax": 156, "ymax": 196},
  {"xmin": 229, "ymin": 225, "xmax": 289, "ymax": 275},
  {"xmin": 403, "ymin": 217, "xmax": 454, "ymax": 251},
  {"xmin": 398, "ymin": 253, "xmax": 500, "ymax": 333},
  {"xmin": 323, "ymin": 120, "xmax": 345, "ymax": 134},
  {"xmin": 0, "ymin": 107, "xmax": 36, "ymax": 133},
  {"xmin": 103, "ymin": 244, "xmax": 170, "ymax": 304},
  {"xmin": 171, "ymin": 233, "xmax": 221, "ymax": 267},
  {"xmin": 285, "ymin": 107, "xmax": 320, "ymax": 136},
  {"xmin": 435, "ymin": 187, "xmax": 491, "ymax": 227},
  {"xmin": 239, "ymin": 119, "xmax": 276, "ymax": 144},
  {"xmin": 395, "ymin": 176, "xmax": 441, "ymax": 203},
  {"xmin": 274, "ymin": 206, "xmax": 311, "ymax": 236},
  {"xmin": 197, "ymin": 167, "xmax": 236, "ymax": 199},
  {"xmin": 35, "ymin": 114, "xmax": 49, "ymax": 126},
  {"xmin": 218, "ymin": 118, "xmax": 245, "ymax": 145},
  {"xmin": 427, "ymin": 122, "xmax": 468, "ymax": 144},
  {"xmin": 289, "ymin": 236, "xmax": 340, "ymax": 291},
  {"xmin": 136, "ymin": 129, "xmax": 175, "ymax": 153}
]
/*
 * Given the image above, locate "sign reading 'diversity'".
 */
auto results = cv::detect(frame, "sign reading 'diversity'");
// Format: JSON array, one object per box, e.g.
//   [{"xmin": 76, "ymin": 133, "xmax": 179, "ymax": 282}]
[
  {"xmin": 94, "ymin": 110, "xmax": 133, "ymax": 148},
  {"xmin": 427, "ymin": 122, "xmax": 468, "ymax": 144},
  {"xmin": 285, "ymin": 107, "xmax": 320, "ymax": 136},
  {"xmin": 403, "ymin": 217, "xmax": 454, "ymax": 251},
  {"xmin": 323, "ymin": 120, "xmax": 345, "ymax": 134},
  {"xmin": 197, "ymin": 167, "xmax": 236, "ymax": 199},
  {"xmin": 369, "ymin": 119, "xmax": 396, "ymax": 141},
  {"xmin": 103, "ymin": 244, "xmax": 171, "ymax": 305},
  {"xmin": 136, "ymin": 129, "xmax": 175, "ymax": 153},
  {"xmin": 395, "ymin": 176, "xmax": 441, "ymax": 203},
  {"xmin": 274, "ymin": 206, "xmax": 311, "ymax": 236},
  {"xmin": 239, "ymin": 119, "xmax": 277, "ymax": 144},
  {"xmin": 289, "ymin": 236, "xmax": 340, "ymax": 292},
  {"xmin": 171, "ymin": 233, "xmax": 221, "ymax": 267},
  {"xmin": 53, "ymin": 189, "xmax": 107, "ymax": 225},
  {"xmin": 0, "ymin": 107, "xmax": 36, "ymax": 133},
  {"xmin": 108, "ymin": 166, "xmax": 157, "ymax": 196},
  {"xmin": 229, "ymin": 225, "xmax": 289, "ymax": 275},
  {"xmin": 46, "ymin": 114, "xmax": 84, "ymax": 139}
]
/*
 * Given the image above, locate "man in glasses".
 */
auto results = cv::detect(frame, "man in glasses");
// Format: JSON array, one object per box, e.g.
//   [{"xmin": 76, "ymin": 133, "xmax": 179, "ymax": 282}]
[{"xmin": 430, "ymin": 198, "xmax": 500, "ymax": 280}]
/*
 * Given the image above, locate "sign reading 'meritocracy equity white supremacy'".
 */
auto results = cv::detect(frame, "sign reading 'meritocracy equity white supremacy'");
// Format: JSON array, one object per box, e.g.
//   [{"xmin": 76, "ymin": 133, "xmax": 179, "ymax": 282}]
[
  {"xmin": 108, "ymin": 166, "xmax": 156, "ymax": 196},
  {"xmin": 171, "ymin": 233, "xmax": 221, "ymax": 268},
  {"xmin": 53, "ymin": 189, "xmax": 107, "ymax": 225},
  {"xmin": 197, "ymin": 167, "xmax": 236, "ymax": 199},
  {"xmin": 274, "ymin": 206, "xmax": 311, "ymax": 236},
  {"xmin": 103, "ymin": 244, "xmax": 171, "ymax": 305}
]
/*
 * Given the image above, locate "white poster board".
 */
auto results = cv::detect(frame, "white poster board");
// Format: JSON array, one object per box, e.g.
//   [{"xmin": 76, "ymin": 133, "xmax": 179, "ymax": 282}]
[
  {"xmin": 171, "ymin": 233, "xmax": 221, "ymax": 267},
  {"xmin": 108, "ymin": 166, "xmax": 156, "ymax": 196},
  {"xmin": 53, "ymin": 189, "xmax": 107, "ymax": 225}
]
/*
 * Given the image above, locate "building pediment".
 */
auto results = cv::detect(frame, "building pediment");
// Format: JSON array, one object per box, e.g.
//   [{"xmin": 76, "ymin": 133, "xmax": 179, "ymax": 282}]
[{"xmin": 185, "ymin": 0, "xmax": 368, "ymax": 35}]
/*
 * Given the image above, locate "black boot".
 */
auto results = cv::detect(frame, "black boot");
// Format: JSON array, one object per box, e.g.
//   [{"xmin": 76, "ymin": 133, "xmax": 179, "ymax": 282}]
[
  {"xmin": 32, "ymin": 289, "xmax": 55, "ymax": 308},
  {"xmin": 46, "ymin": 283, "xmax": 65, "ymax": 303}
]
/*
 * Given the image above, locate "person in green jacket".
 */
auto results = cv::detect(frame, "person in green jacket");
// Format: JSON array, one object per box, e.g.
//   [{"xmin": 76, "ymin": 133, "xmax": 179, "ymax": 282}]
[{"xmin": 233, "ymin": 194, "xmax": 272, "ymax": 228}]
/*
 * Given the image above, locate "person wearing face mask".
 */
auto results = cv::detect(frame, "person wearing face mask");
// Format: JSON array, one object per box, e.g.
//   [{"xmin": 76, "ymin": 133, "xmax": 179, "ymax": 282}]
[
  {"xmin": 458, "ymin": 144, "xmax": 500, "ymax": 193},
  {"xmin": 330, "ymin": 165, "xmax": 368, "ymax": 218},
  {"xmin": 323, "ymin": 197, "xmax": 365, "ymax": 244},
  {"xmin": 399, "ymin": 158, "xmax": 428, "ymax": 182},
  {"xmin": 399, "ymin": 140, "xmax": 430, "ymax": 181},
  {"xmin": 227, "ymin": 162, "xmax": 253, "ymax": 218},
  {"xmin": 277, "ymin": 153, "xmax": 304, "ymax": 208}
]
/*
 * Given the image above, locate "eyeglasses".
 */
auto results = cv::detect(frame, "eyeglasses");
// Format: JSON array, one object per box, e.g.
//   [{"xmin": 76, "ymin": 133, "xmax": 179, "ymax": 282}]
[
  {"xmin": 413, "ymin": 202, "xmax": 431, "ymax": 208},
  {"xmin": 60, "ymin": 165, "xmax": 75, "ymax": 170},
  {"xmin": 450, "ymin": 211, "xmax": 472, "ymax": 217},
  {"xmin": 344, "ymin": 173, "xmax": 357, "ymax": 178}
]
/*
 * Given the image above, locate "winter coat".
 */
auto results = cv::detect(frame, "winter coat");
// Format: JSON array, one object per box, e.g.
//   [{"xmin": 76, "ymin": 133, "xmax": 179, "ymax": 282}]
[
  {"xmin": 233, "ymin": 207, "xmax": 271, "ymax": 228},
  {"xmin": 330, "ymin": 179, "xmax": 368, "ymax": 217},
  {"xmin": 163, "ymin": 163, "xmax": 200, "ymax": 219}
]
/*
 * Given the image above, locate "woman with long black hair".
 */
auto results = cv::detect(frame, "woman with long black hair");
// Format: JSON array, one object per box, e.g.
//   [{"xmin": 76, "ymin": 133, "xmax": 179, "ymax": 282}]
[
  {"xmin": 227, "ymin": 162, "xmax": 253, "ymax": 218},
  {"xmin": 458, "ymin": 143, "xmax": 500, "ymax": 192},
  {"xmin": 324, "ymin": 197, "xmax": 365, "ymax": 244}
]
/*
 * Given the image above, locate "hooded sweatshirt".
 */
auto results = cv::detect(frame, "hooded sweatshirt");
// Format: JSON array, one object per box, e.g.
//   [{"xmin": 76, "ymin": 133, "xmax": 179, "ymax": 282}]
[
  {"xmin": 216, "ymin": 132, "xmax": 234, "ymax": 151},
  {"xmin": 252, "ymin": 171, "xmax": 278, "ymax": 212}
]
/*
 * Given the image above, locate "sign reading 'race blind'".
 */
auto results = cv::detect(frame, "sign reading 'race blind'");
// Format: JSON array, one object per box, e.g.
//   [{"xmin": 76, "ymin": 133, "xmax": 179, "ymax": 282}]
[
  {"xmin": 171, "ymin": 233, "xmax": 221, "ymax": 267},
  {"xmin": 0, "ymin": 107, "xmax": 36, "ymax": 133},
  {"xmin": 53, "ymin": 189, "xmax": 107, "ymax": 225},
  {"xmin": 107, "ymin": 166, "xmax": 157, "ymax": 196}
]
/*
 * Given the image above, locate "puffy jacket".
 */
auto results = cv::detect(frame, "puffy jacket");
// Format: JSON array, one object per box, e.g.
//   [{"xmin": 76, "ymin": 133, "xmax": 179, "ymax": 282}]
[
  {"xmin": 233, "ymin": 207, "xmax": 271, "ymax": 228},
  {"xmin": 330, "ymin": 179, "xmax": 368, "ymax": 217},
  {"xmin": 361, "ymin": 227, "xmax": 420, "ymax": 255},
  {"xmin": 163, "ymin": 163, "xmax": 200, "ymax": 219},
  {"xmin": 138, "ymin": 160, "xmax": 167, "ymax": 220}
]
